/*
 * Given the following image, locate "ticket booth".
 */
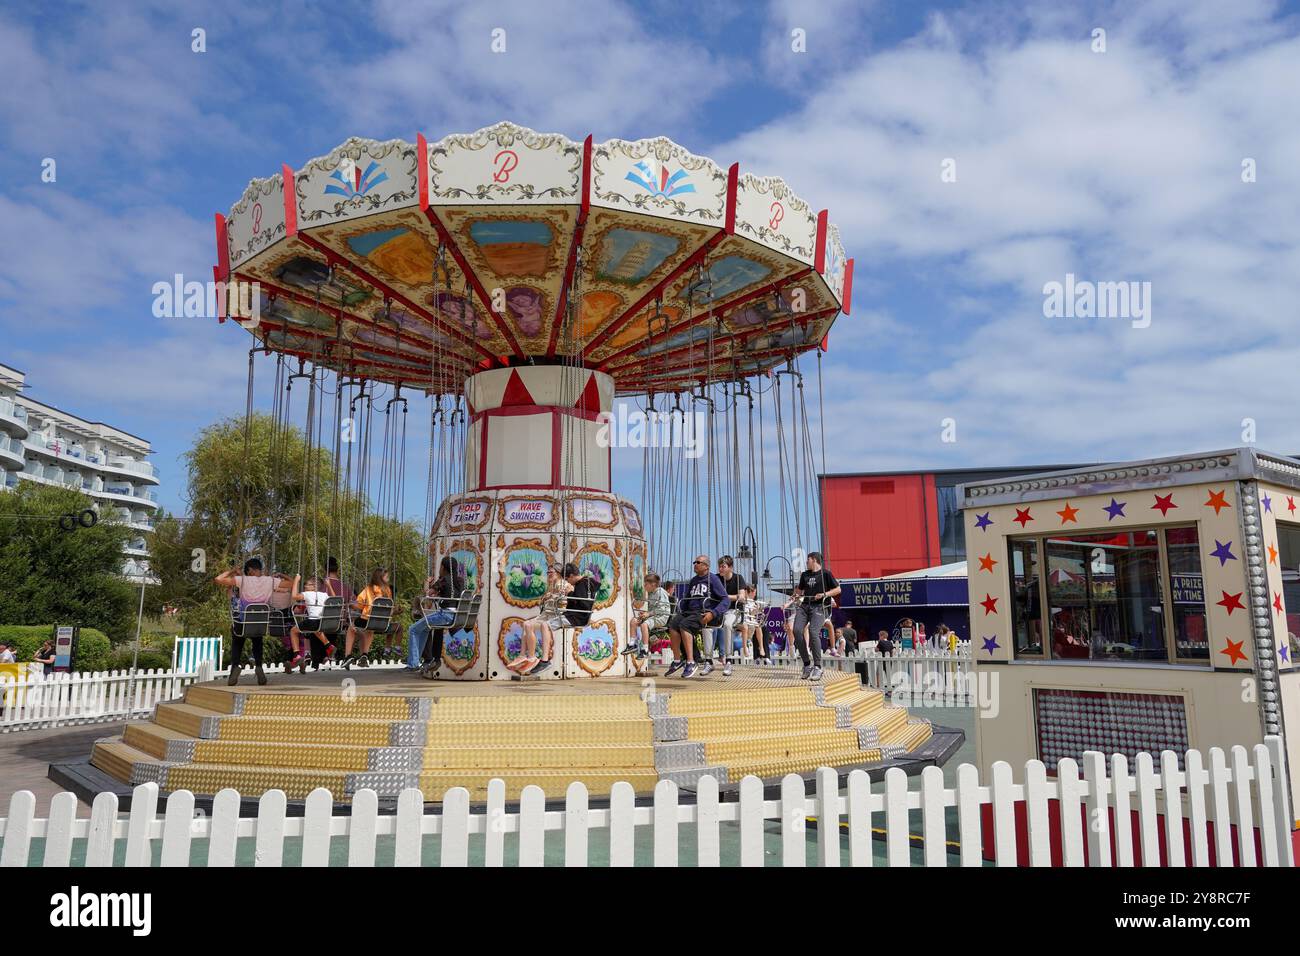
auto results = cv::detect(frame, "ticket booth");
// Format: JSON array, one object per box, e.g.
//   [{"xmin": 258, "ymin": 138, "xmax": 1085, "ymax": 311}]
[{"xmin": 960, "ymin": 448, "xmax": 1300, "ymax": 860}]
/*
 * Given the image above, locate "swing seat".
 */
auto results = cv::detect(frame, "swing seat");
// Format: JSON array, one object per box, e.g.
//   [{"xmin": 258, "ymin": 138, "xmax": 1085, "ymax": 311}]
[
  {"xmin": 419, "ymin": 590, "xmax": 481, "ymax": 679},
  {"xmin": 231, "ymin": 603, "xmax": 271, "ymax": 640},
  {"xmin": 355, "ymin": 596, "xmax": 395, "ymax": 635}
]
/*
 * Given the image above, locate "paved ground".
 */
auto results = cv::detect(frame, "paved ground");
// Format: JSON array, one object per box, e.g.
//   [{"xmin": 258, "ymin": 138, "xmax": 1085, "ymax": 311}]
[{"xmin": 0, "ymin": 722, "xmax": 127, "ymax": 812}]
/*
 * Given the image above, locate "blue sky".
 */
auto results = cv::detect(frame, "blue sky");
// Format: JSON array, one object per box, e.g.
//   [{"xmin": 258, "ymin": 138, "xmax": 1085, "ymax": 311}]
[{"xmin": 2, "ymin": 0, "xmax": 1299, "ymax": 530}]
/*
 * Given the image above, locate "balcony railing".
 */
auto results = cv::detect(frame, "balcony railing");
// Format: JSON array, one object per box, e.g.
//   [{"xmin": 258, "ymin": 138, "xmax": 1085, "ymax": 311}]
[
  {"xmin": 0, "ymin": 399, "xmax": 27, "ymax": 423},
  {"xmin": 107, "ymin": 458, "xmax": 157, "ymax": 479}
]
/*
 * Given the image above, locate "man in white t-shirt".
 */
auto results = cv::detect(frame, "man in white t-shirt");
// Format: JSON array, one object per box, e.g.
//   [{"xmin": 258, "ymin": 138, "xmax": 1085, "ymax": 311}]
[
  {"xmin": 292, "ymin": 576, "xmax": 338, "ymax": 669},
  {"xmin": 0, "ymin": 641, "xmax": 15, "ymax": 664}
]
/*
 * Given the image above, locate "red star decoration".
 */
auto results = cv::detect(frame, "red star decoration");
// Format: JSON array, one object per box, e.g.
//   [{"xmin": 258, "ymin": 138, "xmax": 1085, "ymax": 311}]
[
  {"xmin": 1289, "ymin": 496, "xmax": 1297, "ymax": 514},
  {"xmin": 1013, "ymin": 508, "xmax": 1033, "ymax": 527},
  {"xmin": 1274, "ymin": 593, "xmax": 1284, "ymax": 614},
  {"xmin": 1220, "ymin": 639, "xmax": 1247, "ymax": 666},
  {"xmin": 980, "ymin": 594, "xmax": 999, "ymax": 615},
  {"xmin": 1268, "ymin": 543, "xmax": 1278, "ymax": 565},
  {"xmin": 978, "ymin": 553, "xmax": 997, "ymax": 573},
  {"xmin": 1057, "ymin": 503, "xmax": 1079, "ymax": 524},
  {"xmin": 1151, "ymin": 493, "xmax": 1177, "ymax": 516},
  {"xmin": 1216, "ymin": 590, "xmax": 1245, "ymax": 615},
  {"xmin": 1204, "ymin": 489, "xmax": 1229, "ymax": 514}
]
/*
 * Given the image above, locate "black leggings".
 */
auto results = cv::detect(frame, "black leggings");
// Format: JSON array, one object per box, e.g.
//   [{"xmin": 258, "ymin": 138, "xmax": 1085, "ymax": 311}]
[
  {"xmin": 231, "ymin": 632, "xmax": 264, "ymax": 666},
  {"xmin": 423, "ymin": 628, "xmax": 447, "ymax": 665}
]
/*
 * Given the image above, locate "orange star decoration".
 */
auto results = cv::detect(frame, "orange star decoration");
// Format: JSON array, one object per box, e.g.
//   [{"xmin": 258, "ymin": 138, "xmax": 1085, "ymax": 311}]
[
  {"xmin": 1056, "ymin": 503, "xmax": 1079, "ymax": 524},
  {"xmin": 1204, "ymin": 489, "xmax": 1230, "ymax": 514},
  {"xmin": 978, "ymin": 553, "xmax": 997, "ymax": 573},
  {"xmin": 1268, "ymin": 543, "xmax": 1278, "ymax": 565},
  {"xmin": 1220, "ymin": 639, "xmax": 1247, "ymax": 666}
]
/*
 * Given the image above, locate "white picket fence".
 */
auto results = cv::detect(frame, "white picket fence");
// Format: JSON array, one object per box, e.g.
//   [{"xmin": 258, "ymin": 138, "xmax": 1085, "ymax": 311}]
[
  {"xmin": 0, "ymin": 659, "xmax": 405, "ymax": 733},
  {"xmin": 1, "ymin": 738, "xmax": 1291, "ymax": 867},
  {"xmin": 852, "ymin": 646, "xmax": 976, "ymax": 705}
]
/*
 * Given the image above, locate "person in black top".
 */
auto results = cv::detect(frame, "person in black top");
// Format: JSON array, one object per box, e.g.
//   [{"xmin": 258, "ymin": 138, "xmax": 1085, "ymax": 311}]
[
  {"xmin": 408, "ymin": 557, "xmax": 464, "ymax": 675},
  {"xmin": 35, "ymin": 639, "xmax": 56, "ymax": 676},
  {"xmin": 788, "ymin": 551, "xmax": 841, "ymax": 681},
  {"xmin": 563, "ymin": 564, "xmax": 597, "ymax": 628},
  {"xmin": 708, "ymin": 554, "xmax": 747, "ymax": 677}
]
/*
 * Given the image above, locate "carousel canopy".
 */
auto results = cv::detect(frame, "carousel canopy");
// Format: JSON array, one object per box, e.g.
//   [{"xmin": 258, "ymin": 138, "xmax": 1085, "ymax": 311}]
[{"xmin": 216, "ymin": 122, "xmax": 853, "ymax": 395}]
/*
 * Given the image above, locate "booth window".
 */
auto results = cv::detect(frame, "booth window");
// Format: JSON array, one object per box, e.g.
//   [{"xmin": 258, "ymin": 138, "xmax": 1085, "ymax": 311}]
[
  {"xmin": 1009, "ymin": 539, "xmax": 1044, "ymax": 657},
  {"xmin": 1008, "ymin": 525, "xmax": 1207, "ymax": 665},
  {"xmin": 1278, "ymin": 522, "xmax": 1300, "ymax": 668},
  {"xmin": 1166, "ymin": 526, "xmax": 1208, "ymax": 662}
]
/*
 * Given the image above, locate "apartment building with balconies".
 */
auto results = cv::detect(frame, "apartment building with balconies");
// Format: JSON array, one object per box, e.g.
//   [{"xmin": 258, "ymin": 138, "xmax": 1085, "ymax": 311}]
[{"xmin": 0, "ymin": 363, "xmax": 159, "ymax": 579}]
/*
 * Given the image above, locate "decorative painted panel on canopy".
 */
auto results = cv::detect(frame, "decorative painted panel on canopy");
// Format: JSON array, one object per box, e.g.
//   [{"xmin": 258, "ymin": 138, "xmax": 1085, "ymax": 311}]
[{"xmin": 216, "ymin": 122, "xmax": 853, "ymax": 394}]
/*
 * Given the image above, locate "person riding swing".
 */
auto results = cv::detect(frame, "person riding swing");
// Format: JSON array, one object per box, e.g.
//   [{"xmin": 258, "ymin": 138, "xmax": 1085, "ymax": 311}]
[
  {"xmin": 216, "ymin": 557, "xmax": 276, "ymax": 685},
  {"xmin": 664, "ymin": 555, "xmax": 729, "ymax": 679},
  {"xmin": 407, "ymin": 557, "xmax": 464, "ymax": 676}
]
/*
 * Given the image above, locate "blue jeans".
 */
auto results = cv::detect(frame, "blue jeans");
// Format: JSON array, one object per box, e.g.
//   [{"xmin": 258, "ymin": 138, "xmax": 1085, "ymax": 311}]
[{"xmin": 408, "ymin": 610, "xmax": 454, "ymax": 668}]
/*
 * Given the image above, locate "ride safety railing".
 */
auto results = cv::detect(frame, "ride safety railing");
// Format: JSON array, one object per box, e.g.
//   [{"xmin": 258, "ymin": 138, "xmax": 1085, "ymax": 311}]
[{"xmin": 0, "ymin": 738, "xmax": 1291, "ymax": 867}]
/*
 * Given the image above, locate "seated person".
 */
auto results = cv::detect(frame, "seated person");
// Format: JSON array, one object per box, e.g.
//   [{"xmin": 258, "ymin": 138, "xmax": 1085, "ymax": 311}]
[
  {"xmin": 408, "ymin": 557, "xmax": 464, "ymax": 674},
  {"xmin": 624, "ymin": 571, "xmax": 671, "ymax": 674},
  {"xmin": 665, "ymin": 555, "xmax": 729, "ymax": 679},
  {"xmin": 347, "ymin": 568, "xmax": 394, "ymax": 667},
  {"xmin": 268, "ymin": 571, "xmax": 303, "ymax": 670},
  {"xmin": 738, "ymin": 587, "xmax": 768, "ymax": 663},
  {"xmin": 292, "ymin": 575, "xmax": 337, "ymax": 668},
  {"xmin": 517, "ymin": 563, "xmax": 593, "ymax": 676},
  {"xmin": 215, "ymin": 557, "xmax": 276, "ymax": 685}
]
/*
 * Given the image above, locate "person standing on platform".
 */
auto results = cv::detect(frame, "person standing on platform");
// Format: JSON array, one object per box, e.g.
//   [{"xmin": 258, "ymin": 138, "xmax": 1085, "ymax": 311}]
[
  {"xmin": 665, "ymin": 555, "xmax": 729, "ymax": 679},
  {"xmin": 789, "ymin": 551, "xmax": 841, "ymax": 682}
]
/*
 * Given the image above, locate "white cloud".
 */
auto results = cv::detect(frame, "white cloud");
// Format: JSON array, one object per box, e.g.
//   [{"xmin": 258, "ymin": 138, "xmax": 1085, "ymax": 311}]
[
  {"xmin": 323, "ymin": 0, "xmax": 734, "ymax": 140},
  {"xmin": 710, "ymin": 0, "xmax": 1300, "ymax": 471}
]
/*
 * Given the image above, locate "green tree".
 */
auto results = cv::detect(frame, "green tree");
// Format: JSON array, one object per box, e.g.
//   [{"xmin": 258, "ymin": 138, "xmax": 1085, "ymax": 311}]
[
  {"xmin": 0, "ymin": 483, "xmax": 136, "ymax": 639},
  {"xmin": 152, "ymin": 412, "xmax": 427, "ymax": 636}
]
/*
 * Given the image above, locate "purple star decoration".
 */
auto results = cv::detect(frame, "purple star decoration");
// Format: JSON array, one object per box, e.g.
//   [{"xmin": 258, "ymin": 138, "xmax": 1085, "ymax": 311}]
[
  {"xmin": 1262, "ymin": 493, "xmax": 1273, "ymax": 513},
  {"xmin": 1210, "ymin": 540, "xmax": 1237, "ymax": 566},
  {"xmin": 974, "ymin": 512, "xmax": 993, "ymax": 531},
  {"xmin": 1103, "ymin": 498, "xmax": 1127, "ymax": 521},
  {"xmin": 981, "ymin": 635, "xmax": 1000, "ymax": 654}
]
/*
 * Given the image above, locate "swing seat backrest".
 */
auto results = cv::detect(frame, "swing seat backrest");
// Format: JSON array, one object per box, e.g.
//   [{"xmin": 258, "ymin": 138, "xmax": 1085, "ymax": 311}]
[
  {"xmin": 364, "ymin": 597, "xmax": 395, "ymax": 633},
  {"xmin": 448, "ymin": 590, "xmax": 481, "ymax": 632},
  {"xmin": 318, "ymin": 597, "xmax": 345, "ymax": 636},
  {"xmin": 266, "ymin": 609, "xmax": 291, "ymax": 638},
  {"xmin": 234, "ymin": 603, "xmax": 271, "ymax": 639}
]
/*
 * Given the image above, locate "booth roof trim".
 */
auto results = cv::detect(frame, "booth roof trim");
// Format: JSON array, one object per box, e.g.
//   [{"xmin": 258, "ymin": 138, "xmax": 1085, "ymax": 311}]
[{"xmin": 957, "ymin": 447, "xmax": 1300, "ymax": 509}]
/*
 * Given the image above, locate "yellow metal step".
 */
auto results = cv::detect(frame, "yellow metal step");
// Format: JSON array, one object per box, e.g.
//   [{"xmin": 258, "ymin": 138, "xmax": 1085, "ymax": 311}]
[
  {"xmin": 123, "ymin": 722, "xmax": 194, "ymax": 759},
  {"xmin": 422, "ymin": 742, "xmax": 655, "ymax": 770},
  {"xmin": 90, "ymin": 739, "xmax": 159, "ymax": 783}
]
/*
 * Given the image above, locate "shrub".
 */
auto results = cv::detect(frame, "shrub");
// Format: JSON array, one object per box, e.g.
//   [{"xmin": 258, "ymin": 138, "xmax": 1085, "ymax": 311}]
[
  {"xmin": 0, "ymin": 625, "xmax": 111, "ymax": 672},
  {"xmin": 107, "ymin": 646, "xmax": 172, "ymax": 672}
]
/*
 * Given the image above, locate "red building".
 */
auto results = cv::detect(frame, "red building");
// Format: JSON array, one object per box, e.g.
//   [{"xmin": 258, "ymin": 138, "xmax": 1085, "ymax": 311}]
[{"xmin": 820, "ymin": 465, "xmax": 1084, "ymax": 578}]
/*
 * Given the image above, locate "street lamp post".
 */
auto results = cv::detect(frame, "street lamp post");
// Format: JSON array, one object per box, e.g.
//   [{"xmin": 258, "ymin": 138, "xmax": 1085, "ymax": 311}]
[
  {"xmin": 735, "ymin": 525, "xmax": 759, "ymax": 591},
  {"xmin": 124, "ymin": 569, "xmax": 150, "ymax": 711}
]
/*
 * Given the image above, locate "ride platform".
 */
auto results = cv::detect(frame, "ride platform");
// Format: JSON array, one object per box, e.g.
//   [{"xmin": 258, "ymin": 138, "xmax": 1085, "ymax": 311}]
[{"xmin": 57, "ymin": 665, "xmax": 962, "ymax": 809}]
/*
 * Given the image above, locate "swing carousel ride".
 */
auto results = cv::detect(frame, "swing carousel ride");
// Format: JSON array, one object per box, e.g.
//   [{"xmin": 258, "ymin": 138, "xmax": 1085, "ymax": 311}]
[{"xmin": 79, "ymin": 124, "xmax": 958, "ymax": 804}]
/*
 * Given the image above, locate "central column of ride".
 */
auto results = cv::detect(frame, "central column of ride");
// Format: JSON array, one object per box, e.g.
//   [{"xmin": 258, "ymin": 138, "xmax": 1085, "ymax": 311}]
[{"xmin": 430, "ymin": 366, "xmax": 648, "ymax": 680}]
